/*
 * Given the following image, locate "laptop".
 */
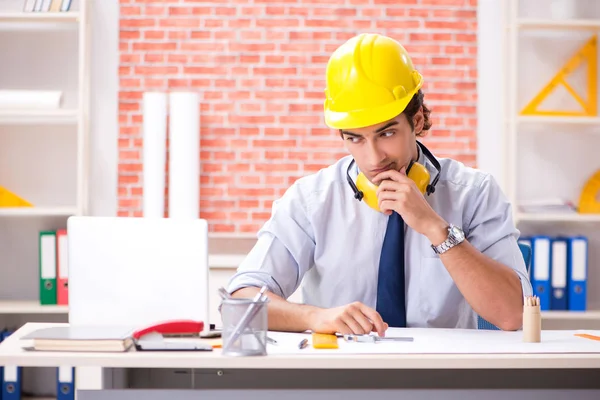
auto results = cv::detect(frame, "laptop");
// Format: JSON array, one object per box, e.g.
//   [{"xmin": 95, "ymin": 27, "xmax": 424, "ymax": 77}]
[{"xmin": 66, "ymin": 216, "xmax": 210, "ymax": 332}]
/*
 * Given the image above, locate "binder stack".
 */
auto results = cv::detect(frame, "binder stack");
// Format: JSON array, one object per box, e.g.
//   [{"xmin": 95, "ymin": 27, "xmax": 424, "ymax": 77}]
[
  {"xmin": 38, "ymin": 229, "xmax": 69, "ymax": 306},
  {"xmin": 519, "ymin": 235, "xmax": 588, "ymax": 312}
]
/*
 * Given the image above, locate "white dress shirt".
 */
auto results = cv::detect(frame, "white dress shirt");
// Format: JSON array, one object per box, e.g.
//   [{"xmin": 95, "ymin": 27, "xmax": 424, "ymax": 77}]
[{"xmin": 227, "ymin": 145, "xmax": 533, "ymax": 329}]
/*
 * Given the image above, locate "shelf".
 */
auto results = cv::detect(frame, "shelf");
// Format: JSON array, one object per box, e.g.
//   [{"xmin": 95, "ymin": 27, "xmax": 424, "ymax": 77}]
[
  {"xmin": 542, "ymin": 311, "xmax": 600, "ymax": 320},
  {"xmin": 517, "ymin": 18, "xmax": 600, "ymax": 29},
  {"xmin": 517, "ymin": 213, "xmax": 600, "ymax": 222},
  {"xmin": 0, "ymin": 207, "xmax": 78, "ymax": 217},
  {"xmin": 0, "ymin": 108, "xmax": 78, "ymax": 125},
  {"xmin": 0, "ymin": 301, "xmax": 67, "ymax": 314},
  {"xmin": 517, "ymin": 116, "xmax": 600, "ymax": 125},
  {"xmin": 0, "ymin": 12, "xmax": 79, "ymax": 23}
]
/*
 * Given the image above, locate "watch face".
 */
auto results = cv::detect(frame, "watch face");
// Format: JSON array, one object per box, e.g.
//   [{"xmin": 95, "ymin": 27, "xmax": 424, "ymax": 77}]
[{"xmin": 450, "ymin": 225, "xmax": 465, "ymax": 241}]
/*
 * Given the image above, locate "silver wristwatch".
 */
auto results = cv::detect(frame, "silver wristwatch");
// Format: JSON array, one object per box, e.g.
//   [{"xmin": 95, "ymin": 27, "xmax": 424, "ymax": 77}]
[{"xmin": 431, "ymin": 224, "xmax": 465, "ymax": 254}]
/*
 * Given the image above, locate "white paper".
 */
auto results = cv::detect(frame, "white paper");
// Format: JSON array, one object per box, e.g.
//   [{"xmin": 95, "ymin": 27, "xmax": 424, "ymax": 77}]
[
  {"xmin": 142, "ymin": 92, "xmax": 168, "ymax": 218},
  {"xmin": 41, "ymin": 234, "xmax": 57, "ymax": 279},
  {"xmin": 3, "ymin": 365, "xmax": 17, "ymax": 382},
  {"xmin": 265, "ymin": 328, "xmax": 600, "ymax": 355},
  {"xmin": 58, "ymin": 233, "xmax": 69, "ymax": 279},
  {"xmin": 168, "ymin": 92, "xmax": 200, "ymax": 219},
  {"xmin": 58, "ymin": 366, "xmax": 73, "ymax": 383},
  {"xmin": 0, "ymin": 90, "xmax": 62, "ymax": 109}
]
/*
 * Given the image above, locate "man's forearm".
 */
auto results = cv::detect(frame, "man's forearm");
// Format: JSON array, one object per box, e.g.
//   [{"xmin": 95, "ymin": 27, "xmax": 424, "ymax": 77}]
[
  {"xmin": 230, "ymin": 287, "xmax": 319, "ymax": 332},
  {"xmin": 438, "ymin": 240, "xmax": 524, "ymax": 331}
]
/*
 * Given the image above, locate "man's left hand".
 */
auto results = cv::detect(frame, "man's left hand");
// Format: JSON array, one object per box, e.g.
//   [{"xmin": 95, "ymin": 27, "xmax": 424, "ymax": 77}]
[{"xmin": 373, "ymin": 167, "xmax": 448, "ymax": 245}]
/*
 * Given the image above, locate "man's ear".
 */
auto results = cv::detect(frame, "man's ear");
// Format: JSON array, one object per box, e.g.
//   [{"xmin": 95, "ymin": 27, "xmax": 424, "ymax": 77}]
[{"xmin": 412, "ymin": 106, "xmax": 425, "ymax": 135}]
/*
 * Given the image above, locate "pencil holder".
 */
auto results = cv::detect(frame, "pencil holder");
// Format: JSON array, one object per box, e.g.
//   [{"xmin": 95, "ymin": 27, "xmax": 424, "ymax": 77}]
[
  {"xmin": 523, "ymin": 295, "xmax": 541, "ymax": 343},
  {"xmin": 221, "ymin": 297, "xmax": 269, "ymax": 356}
]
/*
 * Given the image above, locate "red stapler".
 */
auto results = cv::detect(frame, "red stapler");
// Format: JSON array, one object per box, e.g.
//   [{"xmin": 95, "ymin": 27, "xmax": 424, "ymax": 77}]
[
  {"xmin": 131, "ymin": 320, "xmax": 212, "ymax": 351},
  {"xmin": 132, "ymin": 319, "xmax": 204, "ymax": 340}
]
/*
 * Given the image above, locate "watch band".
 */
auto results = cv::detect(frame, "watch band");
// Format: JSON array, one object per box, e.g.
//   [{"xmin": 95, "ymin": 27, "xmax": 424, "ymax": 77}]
[{"xmin": 431, "ymin": 224, "xmax": 465, "ymax": 255}]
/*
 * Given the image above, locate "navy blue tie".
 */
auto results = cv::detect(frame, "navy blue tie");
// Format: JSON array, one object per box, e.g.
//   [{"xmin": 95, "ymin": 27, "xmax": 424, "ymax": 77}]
[{"xmin": 376, "ymin": 211, "xmax": 407, "ymax": 328}]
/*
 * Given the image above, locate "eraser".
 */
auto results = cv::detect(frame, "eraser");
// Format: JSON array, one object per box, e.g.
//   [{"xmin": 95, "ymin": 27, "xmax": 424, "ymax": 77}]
[{"xmin": 311, "ymin": 333, "xmax": 339, "ymax": 349}]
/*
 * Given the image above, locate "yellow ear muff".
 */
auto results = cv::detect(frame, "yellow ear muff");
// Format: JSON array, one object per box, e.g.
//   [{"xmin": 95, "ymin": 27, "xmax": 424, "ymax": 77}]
[
  {"xmin": 407, "ymin": 162, "xmax": 431, "ymax": 196},
  {"xmin": 355, "ymin": 172, "xmax": 381, "ymax": 212},
  {"xmin": 354, "ymin": 162, "xmax": 431, "ymax": 212}
]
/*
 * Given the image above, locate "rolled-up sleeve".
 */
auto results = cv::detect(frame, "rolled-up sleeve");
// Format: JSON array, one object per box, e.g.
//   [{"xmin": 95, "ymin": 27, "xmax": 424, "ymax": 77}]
[
  {"xmin": 465, "ymin": 174, "xmax": 533, "ymax": 298},
  {"xmin": 226, "ymin": 181, "xmax": 316, "ymax": 299}
]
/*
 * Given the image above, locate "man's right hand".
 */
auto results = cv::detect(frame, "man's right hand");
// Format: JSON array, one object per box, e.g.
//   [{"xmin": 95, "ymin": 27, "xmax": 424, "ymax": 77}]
[{"xmin": 309, "ymin": 302, "xmax": 388, "ymax": 337}]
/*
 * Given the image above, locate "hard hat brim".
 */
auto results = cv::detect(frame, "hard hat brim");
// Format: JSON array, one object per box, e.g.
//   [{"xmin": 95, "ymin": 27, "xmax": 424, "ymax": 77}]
[{"xmin": 324, "ymin": 95, "xmax": 413, "ymax": 130}]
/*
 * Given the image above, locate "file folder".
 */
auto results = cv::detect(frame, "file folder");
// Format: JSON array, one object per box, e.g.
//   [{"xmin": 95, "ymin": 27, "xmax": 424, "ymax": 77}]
[
  {"xmin": 39, "ymin": 231, "xmax": 57, "ymax": 305},
  {"xmin": 56, "ymin": 229, "xmax": 69, "ymax": 306},
  {"xmin": 518, "ymin": 237, "xmax": 532, "ymax": 276},
  {"xmin": 530, "ymin": 236, "xmax": 551, "ymax": 311},
  {"xmin": 550, "ymin": 238, "xmax": 568, "ymax": 310},
  {"xmin": 57, "ymin": 366, "xmax": 74, "ymax": 400},
  {"xmin": 567, "ymin": 236, "xmax": 588, "ymax": 311},
  {"xmin": 2, "ymin": 331, "xmax": 21, "ymax": 400}
]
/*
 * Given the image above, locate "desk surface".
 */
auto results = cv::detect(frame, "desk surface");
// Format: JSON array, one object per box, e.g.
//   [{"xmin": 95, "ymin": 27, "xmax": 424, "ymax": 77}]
[{"xmin": 1, "ymin": 323, "xmax": 600, "ymax": 370}]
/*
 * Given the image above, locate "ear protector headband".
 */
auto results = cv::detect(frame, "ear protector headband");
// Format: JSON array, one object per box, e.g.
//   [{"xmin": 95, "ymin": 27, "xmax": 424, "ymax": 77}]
[{"xmin": 346, "ymin": 141, "xmax": 441, "ymax": 212}]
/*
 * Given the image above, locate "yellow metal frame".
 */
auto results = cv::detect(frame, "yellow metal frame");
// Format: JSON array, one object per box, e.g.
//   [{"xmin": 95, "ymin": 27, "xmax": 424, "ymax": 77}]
[
  {"xmin": 521, "ymin": 35, "xmax": 597, "ymax": 117},
  {"xmin": 578, "ymin": 170, "xmax": 600, "ymax": 214}
]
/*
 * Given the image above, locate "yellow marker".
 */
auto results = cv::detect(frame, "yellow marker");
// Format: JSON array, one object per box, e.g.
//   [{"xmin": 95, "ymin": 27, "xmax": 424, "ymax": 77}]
[
  {"xmin": 311, "ymin": 333, "xmax": 339, "ymax": 349},
  {"xmin": 0, "ymin": 186, "xmax": 33, "ymax": 207},
  {"xmin": 578, "ymin": 170, "xmax": 600, "ymax": 214},
  {"xmin": 521, "ymin": 35, "xmax": 597, "ymax": 117}
]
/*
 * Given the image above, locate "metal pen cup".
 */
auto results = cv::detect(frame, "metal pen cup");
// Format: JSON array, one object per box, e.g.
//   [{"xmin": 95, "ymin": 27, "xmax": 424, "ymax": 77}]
[{"xmin": 221, "ymin": 296, "xmax": 269, "ymax": 356}]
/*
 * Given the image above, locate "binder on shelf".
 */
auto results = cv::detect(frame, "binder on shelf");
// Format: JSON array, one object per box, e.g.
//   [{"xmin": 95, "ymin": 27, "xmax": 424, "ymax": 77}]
[
  {"xmin": 567, "ymin": 236, "xmax": 588, "ymax": 311},
  {"xmin": 550, "ymin": 238, "xmax": 568, "ymax": 311},
  {"xmin": 56, "ymin": 229, "xmax": 69, "ymax": 306},
  {"xmin": 530, "ymin": 236, "xmax": 551, "ymax": 311},
  {"xmin": 57, "ymin": 366, "xmax": 74, "ymax": 400},
  {"xmin": 39, "ymin": 231, "xmax": 57, "ymax": 305},
  {"xmin": 61, "ymin": 0, "xmax": 72, "ymax": 12},
  {"xmin": 50, "ymin": 0, "xmax": 62, "ymax": 12},
  {"xmin": 518, "ymin": 237, "xmax": 532, "ymax": 277},
  {"xmin": 1, "ymin": 331, "xmax": 22, "ymax": 400}
]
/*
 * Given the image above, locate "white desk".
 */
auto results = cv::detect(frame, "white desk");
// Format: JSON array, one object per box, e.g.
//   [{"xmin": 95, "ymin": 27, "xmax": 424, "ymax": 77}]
[{"xmin": 2, "ymin": 323, "xmax": 600, "ymax": 400}]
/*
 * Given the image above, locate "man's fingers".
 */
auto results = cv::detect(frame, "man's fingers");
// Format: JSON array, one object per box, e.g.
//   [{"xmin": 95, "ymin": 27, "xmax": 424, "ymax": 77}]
[
  {"xmin": 342, "ymin": 315, "xmax": 366, "ymax": 335},
  {"xmin": 376, "ymin": 180, "xmax": 399, "ymax": 195},
  {"xmin": 349, "ymin": 308, "xmax": 374, "ymax": 334},
  {"xmin": 373, "ymin": 169, "xmax": 410, "ymax": 185},
  {"xmin": 359, "ymin": 304, "xmax": 387, "ymax": 337},
  {"xmin": 379, "ymin": 200, "xmax": 396, "ymax": 215},
  {"xmin": 335, "ymin": 320, "xmax": 354, "ymax": 335}
]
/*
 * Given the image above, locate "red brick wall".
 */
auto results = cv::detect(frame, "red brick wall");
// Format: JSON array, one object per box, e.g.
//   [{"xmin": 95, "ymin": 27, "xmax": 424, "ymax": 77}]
[{"xmin": 118, "ymin": 0, "xmax": 478, "ymax": 234}]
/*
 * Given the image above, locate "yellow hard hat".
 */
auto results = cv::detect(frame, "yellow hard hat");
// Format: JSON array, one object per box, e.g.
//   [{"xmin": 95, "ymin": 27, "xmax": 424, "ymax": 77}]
[{"xmin": 324, "ymin": 33, "xmax": 424, "ymax": 130}]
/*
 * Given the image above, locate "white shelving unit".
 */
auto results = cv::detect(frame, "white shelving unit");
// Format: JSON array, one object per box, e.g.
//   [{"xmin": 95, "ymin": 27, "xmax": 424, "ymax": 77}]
[
  {"xmin": 0, "ymin": 300, "xmax": 68, "ymax": 314},
  {"xmin": 505, "ymin": 0, "xmax": 600, "ymax": 327},
  {"xmin": 0, "ymin": 11, "xmax": 80, "ymax": 22},
  {"xmin": 0, "ymin": 1, "xmax": 90, "ymax": 397},
  {"xmin": 0, "ymin": 0, "xmax": 89, "ymax": 308}
]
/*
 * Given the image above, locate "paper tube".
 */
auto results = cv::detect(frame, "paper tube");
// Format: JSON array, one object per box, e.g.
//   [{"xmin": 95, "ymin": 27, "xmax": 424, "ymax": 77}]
[
  {"xmin": 168, "ymin": 92, "xmax": 200, "ymax": 219},
  {"xmin": 142, "ymin": 92, "xmax": 167, "ymax": 218}
]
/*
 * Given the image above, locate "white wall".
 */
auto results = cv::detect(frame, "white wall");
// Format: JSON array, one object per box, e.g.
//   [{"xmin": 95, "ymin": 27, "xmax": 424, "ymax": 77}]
[
  {"xmin": 476, "ymin": 0, "xmax": 506, "ymax": 190},
  {"xmin": 90, "ymin": 1, "xmax": 507, "ymax": 219},
  {"xmin": 88, "ymin": 0, "xmax": 118, "ymax": 217}
]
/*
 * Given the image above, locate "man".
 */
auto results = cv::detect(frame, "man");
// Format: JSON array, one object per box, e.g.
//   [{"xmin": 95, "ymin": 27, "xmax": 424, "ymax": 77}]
[{"xmin": 226, "ymin": 33, "xmax": 532, "ymax": 336}]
